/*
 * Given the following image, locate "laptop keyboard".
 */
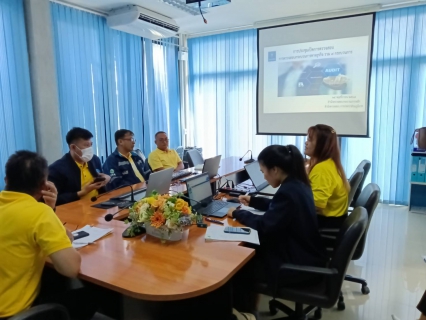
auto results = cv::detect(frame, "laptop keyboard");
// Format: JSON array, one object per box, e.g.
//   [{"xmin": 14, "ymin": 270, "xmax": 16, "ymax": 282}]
[
  {"xmin": 197, "ymin": 201, "xmax": 228, "ymax": 215},
  {"xmin": 172, "ymin": 170, "xmax": 192, "ymax": 180}
]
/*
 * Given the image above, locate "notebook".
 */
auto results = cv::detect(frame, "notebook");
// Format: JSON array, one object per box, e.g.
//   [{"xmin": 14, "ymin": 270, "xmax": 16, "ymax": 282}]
[
  {"xmin": 72, "ymin": 225, "xmax": 113, "ymax": 249},
  {"xmin": 205, "ymin": 225, "xmax": 259, "ymax": 245}
]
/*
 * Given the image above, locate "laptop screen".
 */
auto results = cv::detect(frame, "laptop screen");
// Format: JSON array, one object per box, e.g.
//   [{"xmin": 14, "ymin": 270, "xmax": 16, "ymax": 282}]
[
  {"xmin": 245, "ymin": 161, "xmax": 269, "ymax": 191},
  {"xmin": 187, "ymin": 180, "xmax": 212, "ymax": 207},
  {"xmin": 185, "ymin": 172, "xmax": 210, "ymax": 189}
]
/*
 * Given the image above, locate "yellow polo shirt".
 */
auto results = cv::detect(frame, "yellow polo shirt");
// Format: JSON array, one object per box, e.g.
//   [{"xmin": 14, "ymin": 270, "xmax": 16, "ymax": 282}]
[
  {"xmin": 76, "ymin": 161, "xmax": 98, "ymax": 200},
  {"xmin": 120, "ymin": 152, "xmax": 145, "ymax": 182},
  {"xmin": 148, "ymin": 148, "xmax": 182, "ymax": 171},
  {"xmin": 0, "ymin": 191, "xmax": 72, "ymax": 317},
  {"xmin": 309, "ymin": 158, "xmax": 349, "ymax": 217}
]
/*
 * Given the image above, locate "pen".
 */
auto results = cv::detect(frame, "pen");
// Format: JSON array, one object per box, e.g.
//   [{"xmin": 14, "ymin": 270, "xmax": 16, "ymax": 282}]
[
  {"xmin": 205, "ymin": 217, "xmax": 224, "ymax": 225},
  {"xmin": 73, "ymin": 242, "xmax": 96, "ymax": 245},
  {"xmin": 63, "ymin": 222, "xmax": 67, "ymax": 226}
]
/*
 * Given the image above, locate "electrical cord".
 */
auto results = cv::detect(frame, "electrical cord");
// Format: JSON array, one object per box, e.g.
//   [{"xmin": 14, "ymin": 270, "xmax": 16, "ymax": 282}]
[{"xmin": 199, "ymin": 1, "xmax": 207, "ymax": 24}]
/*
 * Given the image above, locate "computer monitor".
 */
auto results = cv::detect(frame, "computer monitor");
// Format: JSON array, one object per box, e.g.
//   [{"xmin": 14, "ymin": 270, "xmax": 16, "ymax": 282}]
[
  {"xmin": 187, "ymin": 180, "xmax": 213, "ymax": 208},
  {"xmin": 185, "ymin": 172, "xmax": 210, "ymax": 190},
  {"xmin": 245, "ymin": 161, "xmax": 269, "ymax": 191}
]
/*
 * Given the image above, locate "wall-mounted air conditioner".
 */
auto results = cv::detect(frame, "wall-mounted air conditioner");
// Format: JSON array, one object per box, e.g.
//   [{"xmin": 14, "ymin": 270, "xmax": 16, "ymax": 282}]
[{"xmin": 107, "ymin": 5, "xmax": 179, "ymax": 40}]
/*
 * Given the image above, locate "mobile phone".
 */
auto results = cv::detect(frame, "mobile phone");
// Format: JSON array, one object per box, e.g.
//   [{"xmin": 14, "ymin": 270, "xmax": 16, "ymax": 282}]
[
  {"xmin": 224, "ymin": 227, "xmax": 251, "ymax": 235},
  {"xmin": 93, "ymin": 176, "xmax": 106, "ymax": 183},
  {"xmin": 72, "ymin": 231, "xmax": 89, "ymax": 240}
]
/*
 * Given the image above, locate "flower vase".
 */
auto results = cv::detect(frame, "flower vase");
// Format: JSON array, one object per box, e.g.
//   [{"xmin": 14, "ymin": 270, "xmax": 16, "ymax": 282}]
[{"xmin": 145, "ymin": 224, "xmax": 183, "ymax": 243}]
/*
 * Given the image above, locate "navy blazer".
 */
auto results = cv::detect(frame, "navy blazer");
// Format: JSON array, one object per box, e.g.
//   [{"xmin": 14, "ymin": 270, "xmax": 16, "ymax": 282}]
[
  {"xmin": 102, "ymin": 149, "xmax": 149, "ymax": 191},
  {"xmin": 233, "ymin": 177, "xmax": 327, "ymax": 286},
  {"xmin": 48, "ymin": 153, "xmax": 105, "ymax": 206}
]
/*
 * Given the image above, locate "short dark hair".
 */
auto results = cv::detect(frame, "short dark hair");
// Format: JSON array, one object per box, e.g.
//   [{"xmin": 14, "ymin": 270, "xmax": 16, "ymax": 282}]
[
  {"xmin": 5, "ymin": 150, "xmax": 48, "ymax": 195},
  {"xmin": 115, "ymin": 129, "xmax": 134, "ymax": 145},
  {"xmin": 258, "ymin": 145, "xmax": 310, "ymax": 186},
  {"xmin": 155, "ymin": 131, "xmax": 167, "ymax": 139},
  {"xmin": 66, "ymin": 127, "xmax": 93, "ymax": 145}
]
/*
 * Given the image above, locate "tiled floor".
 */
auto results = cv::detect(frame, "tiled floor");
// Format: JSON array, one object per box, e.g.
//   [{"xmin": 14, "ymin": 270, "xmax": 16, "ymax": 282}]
[{"xmin": 258, "ymin": 204, "xmax": 426, "ymax": 320}]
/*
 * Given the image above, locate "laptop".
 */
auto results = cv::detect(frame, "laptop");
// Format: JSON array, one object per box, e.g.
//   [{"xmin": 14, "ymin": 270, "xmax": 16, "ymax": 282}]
[
  {"xmin": 187, "ymin": 178, "xmax": 240, "ymax": 218},
  {"xmin": 119, "ymin": 167, "xmax": 174, "ymax": 201},
  {"xmin": 194, "ymin": 155, "xmax": 222, "ymax": 179},
  {"xmin": 244, "ymin": 161, "xmax": 278, "ymax": 195}
]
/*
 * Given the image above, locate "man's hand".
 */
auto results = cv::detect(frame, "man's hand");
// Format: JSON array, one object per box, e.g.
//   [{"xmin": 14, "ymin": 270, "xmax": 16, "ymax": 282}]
[
  {"xmin": 97, "ymin": 173, "xmax": 111, "ymax": 187},
  {"xmin": 77, "ymin": 182, "xmax": 103, "ymax": 198},
  {"xmin": 238, "ymin": 195, "xmax": 251, "ymax": 206},
  {"xmin": 42, "ymin": 181, "xmax": 58, "ymax": 210}
]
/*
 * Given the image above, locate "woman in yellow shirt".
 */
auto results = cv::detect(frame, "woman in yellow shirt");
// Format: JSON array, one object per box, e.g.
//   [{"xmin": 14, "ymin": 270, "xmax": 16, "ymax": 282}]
[{"xmin": 305, "ymin": 124, "xmax": 350, "ymax": 229}]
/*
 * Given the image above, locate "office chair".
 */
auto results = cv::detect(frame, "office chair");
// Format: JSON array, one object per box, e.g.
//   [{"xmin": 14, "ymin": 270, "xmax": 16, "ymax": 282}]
[
  {"xmin": 9, "ymin": 304, "xmax": 70, "ymax": 320},
  {"xmin": 320, "ymin": 183, "xmax": 380, "ymax": 295},
  {"xmin": 175, "ymin": 146, "xmax": 184, "ymax": 160},
  {"xmin": 135, "ymin": 148, "xmax": 151, "ymax": 180},
  {"xmin": 350, "ymin": 160, "xmax": 371, "ymax": 206},
  {"xmin": 187, "ymin": 148, "xmax": 204, "ymax": 167},
  {"xmin": 347, "ymin": 168, "xmax": 364, "ymax": 208},
  {"xmin": 260, "ymin": 207, "xmax": 368, "ymax": 320}
]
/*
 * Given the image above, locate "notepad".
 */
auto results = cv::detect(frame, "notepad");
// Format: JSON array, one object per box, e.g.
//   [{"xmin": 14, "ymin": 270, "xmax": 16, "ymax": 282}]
[
  {"xmin": 205, "ymin": 225, "xmax": 260, "ymax": 245},
  {"xmin": 72, "ymin": 225, "xmax": 113, "ymax": 249}
]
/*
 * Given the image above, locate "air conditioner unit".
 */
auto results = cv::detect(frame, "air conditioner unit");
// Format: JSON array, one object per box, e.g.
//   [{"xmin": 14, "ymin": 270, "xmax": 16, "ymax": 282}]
[{"xmin": 107, "ymin": 5, "xmax": 179, "ymax": 40}]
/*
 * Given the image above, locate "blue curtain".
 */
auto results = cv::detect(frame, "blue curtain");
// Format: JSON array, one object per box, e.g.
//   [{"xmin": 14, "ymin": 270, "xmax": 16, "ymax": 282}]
[
  {"xmin": 0, "ymin": 0, "xmax": 36, "ymax": 190},
  {"xmin": 51, "ymin": 3, "xmax": 181, "ymax": 160},
  {"xmin": 371, "ymin": 7, "xmax": 426, "ymax": 204},
  {"xmin": 188, "ymin": 30, "xmax": 305, "ymax": 160},
  {"xmin": 51, "ymin": 3, "xmax": 108, "ymax": 159}
]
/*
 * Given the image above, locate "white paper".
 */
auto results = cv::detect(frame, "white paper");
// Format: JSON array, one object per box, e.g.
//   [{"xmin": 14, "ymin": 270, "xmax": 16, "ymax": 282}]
[
  {"xmin": 205, "ymin": 225, "xmax": 260, "ymax": 245},
  {"xmin": 72, "ymin": 225, "xmax": 113, "ymax": 248},
  {"xmin": 239, "ymin": 204, "xmax": 266, "ymax": 215}
]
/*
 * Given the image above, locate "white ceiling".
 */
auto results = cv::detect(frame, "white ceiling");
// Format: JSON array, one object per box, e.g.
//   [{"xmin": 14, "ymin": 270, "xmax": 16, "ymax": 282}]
[{"xmin": 59, "ymin": 0, "xmax": 414, "ymax": 35}]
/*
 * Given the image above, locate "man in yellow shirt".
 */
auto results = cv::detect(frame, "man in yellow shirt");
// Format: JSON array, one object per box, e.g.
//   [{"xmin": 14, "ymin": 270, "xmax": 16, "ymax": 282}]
[
  {"xmin": 103, "ymin": 129, "xmax": 149, "ymax": 190},
  {"xmin": 148, "ymin": 131, "xmax": 184, "ymax": 172},
  {"xmin": 0, "ymin": 151, "xmax": 83, "ymax": 318},
  {"xmin": 48, "ymin": 127, "xmax": 111, "ymax": 205}
]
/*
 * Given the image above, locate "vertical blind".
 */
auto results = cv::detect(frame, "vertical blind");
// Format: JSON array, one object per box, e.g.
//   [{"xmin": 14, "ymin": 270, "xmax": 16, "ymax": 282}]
[{"xmin": 0, "ymin": 0, "xmax": 36, "ymax": 190}]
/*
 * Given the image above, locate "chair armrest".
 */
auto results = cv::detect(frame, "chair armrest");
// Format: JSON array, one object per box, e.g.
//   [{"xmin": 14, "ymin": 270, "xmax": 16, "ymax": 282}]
[
  {"xmin": 280, "ymin": 263, "xmax": 338, "ymax": 276},
  {"xmin": 320, "ymin": 234, "xmax": 337, "ymax": 240},
  {"xmin": 9, "ymin": 304, "xmax": 69, "ymax": 320}
]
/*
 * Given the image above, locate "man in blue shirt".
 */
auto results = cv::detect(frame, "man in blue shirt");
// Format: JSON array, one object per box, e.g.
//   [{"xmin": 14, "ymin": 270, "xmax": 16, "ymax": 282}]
[{"xmin": 103, "ymin": 129, "xmax": 148, "ymax": 190}]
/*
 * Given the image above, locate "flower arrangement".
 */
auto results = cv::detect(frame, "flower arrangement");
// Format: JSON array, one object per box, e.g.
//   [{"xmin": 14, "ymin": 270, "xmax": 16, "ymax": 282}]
[{"xmin": 125, "ymin": 192, "xmax": 196, "ymax": 240}]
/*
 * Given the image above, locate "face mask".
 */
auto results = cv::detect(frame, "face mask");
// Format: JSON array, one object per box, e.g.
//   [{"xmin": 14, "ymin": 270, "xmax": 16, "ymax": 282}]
[{"xmin": 76, "ymin": 146, "xmax": 94, "ymax": 163}]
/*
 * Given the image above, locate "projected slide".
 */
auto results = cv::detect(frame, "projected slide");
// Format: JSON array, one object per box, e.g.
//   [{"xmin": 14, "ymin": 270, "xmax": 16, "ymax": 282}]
[
  {"xmin": 257, "ymin": 14, "xmax": 374, "ymax": 136},
  {"xmin": 263, "ymin": 36, "xmax": 369, "ymax": 114}
]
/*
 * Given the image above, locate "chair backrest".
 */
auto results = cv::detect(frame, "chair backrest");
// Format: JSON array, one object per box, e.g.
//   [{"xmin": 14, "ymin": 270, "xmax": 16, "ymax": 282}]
[
  {"xmin": 134, "ymin": 148, "xmax": 146, "ymax": 162},
  {"xmin": 187, "ymin": 149, "xmax": 204, "ymax": 167},
  {"xmin": 327, "ymin": 207, "xmax": 368, "ymax": 304},
  {"xmin": 351, "ymin": 183, "xmax": 381, "ymax": 260},
  {"xmin": 350, "ymin": 160, "xmax": 371, "ymax": 206},
  {"xmin": 348, "ymin": 168, "xmax": 364, "ymax": 207},
  {"xmin": 175, "ymin": 146, "xmax": 184, "ymax": 160},
  {"xmin": 10, "ymin": 303, "xmax": 70, "ymax": 320}
]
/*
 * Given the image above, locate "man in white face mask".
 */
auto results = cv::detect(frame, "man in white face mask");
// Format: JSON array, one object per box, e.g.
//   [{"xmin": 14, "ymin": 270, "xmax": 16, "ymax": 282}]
[{"xmin": 48, "ymin": 127, "xmax": 110, "ymax": 205}]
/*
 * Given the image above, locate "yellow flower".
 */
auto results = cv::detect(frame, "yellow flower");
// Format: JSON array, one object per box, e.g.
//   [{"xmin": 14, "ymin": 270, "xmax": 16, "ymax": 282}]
[
  {"xmin": 150, "ymin": 211, "xmax": 166, "ymax": 228},
  {"xmin": 145, "ymin": 197, "xmax": 156, "ymax": 205},
  {"xmin": 175, "ymin": 202, "xmax": 184, "ymax": 211}
]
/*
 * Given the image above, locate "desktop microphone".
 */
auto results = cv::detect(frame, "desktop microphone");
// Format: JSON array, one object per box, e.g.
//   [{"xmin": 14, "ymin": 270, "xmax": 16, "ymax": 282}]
[
  {"xmin": 90, "ymin": 183, "xmax": 130, "ymax": 202},
  {"xmin": 104, "ymin": 207, "xmax": 129, "ymax": 222},
  {"xmin": 239, "ymin": 150, "xmax": 255, "ymax": 164}
]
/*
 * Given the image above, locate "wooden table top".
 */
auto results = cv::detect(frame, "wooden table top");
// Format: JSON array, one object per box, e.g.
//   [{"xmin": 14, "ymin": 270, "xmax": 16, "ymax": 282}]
[{"xmin": 54, "ymin": 157, "xmax": 255, "ymax": 301}]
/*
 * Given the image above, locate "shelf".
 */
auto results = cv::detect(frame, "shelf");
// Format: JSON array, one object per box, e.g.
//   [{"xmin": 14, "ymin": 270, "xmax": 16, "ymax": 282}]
[{"xmin": 411, "ymin": 181, "xmax": 426, "ymax": 185}]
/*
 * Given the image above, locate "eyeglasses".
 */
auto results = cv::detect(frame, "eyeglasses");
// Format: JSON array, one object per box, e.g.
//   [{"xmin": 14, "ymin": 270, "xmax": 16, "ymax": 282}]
[
  {"xmin": 122, "ymin": 138, "xmax": 136, "ymax": 142},
  {"xmin": 157, "ymin": 138, "xmax": 169, "ymax": 143}
]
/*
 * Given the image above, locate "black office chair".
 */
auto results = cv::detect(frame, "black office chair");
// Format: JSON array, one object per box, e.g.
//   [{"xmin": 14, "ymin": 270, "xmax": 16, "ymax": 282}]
[
  {"xmin": 9, "ymin": 304, "xmax": 70, "ymax": 320},
  {"xmin": 344, "ymin": 183, "xmax": 380, "ymax": 294},
  {"xmin": 260, "ymin": 207, "xmax": 368, "ymax": 320},
  {"xmin": 347, "ymin": 168, "xmax": 364, "ymax": 208},
  {"xmin": 350, "ymin": 160, "xmax": 371, "ymax": 206}
]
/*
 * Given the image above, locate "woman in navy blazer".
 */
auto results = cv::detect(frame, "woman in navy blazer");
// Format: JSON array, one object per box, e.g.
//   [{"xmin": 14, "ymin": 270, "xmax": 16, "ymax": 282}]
[{"xmin": 228, "ymin": 145, "xmax": 327, "ymax": 314}]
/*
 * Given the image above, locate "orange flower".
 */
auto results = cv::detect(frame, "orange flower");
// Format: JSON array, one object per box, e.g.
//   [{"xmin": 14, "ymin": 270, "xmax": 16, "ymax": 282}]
[
  {"xmin": 150, "ymin": 211, "xmax": 166, "ymax": 228},
  {"xmin": 181, "ymin": 206, "xmax": 190, "ymax": 214}
]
